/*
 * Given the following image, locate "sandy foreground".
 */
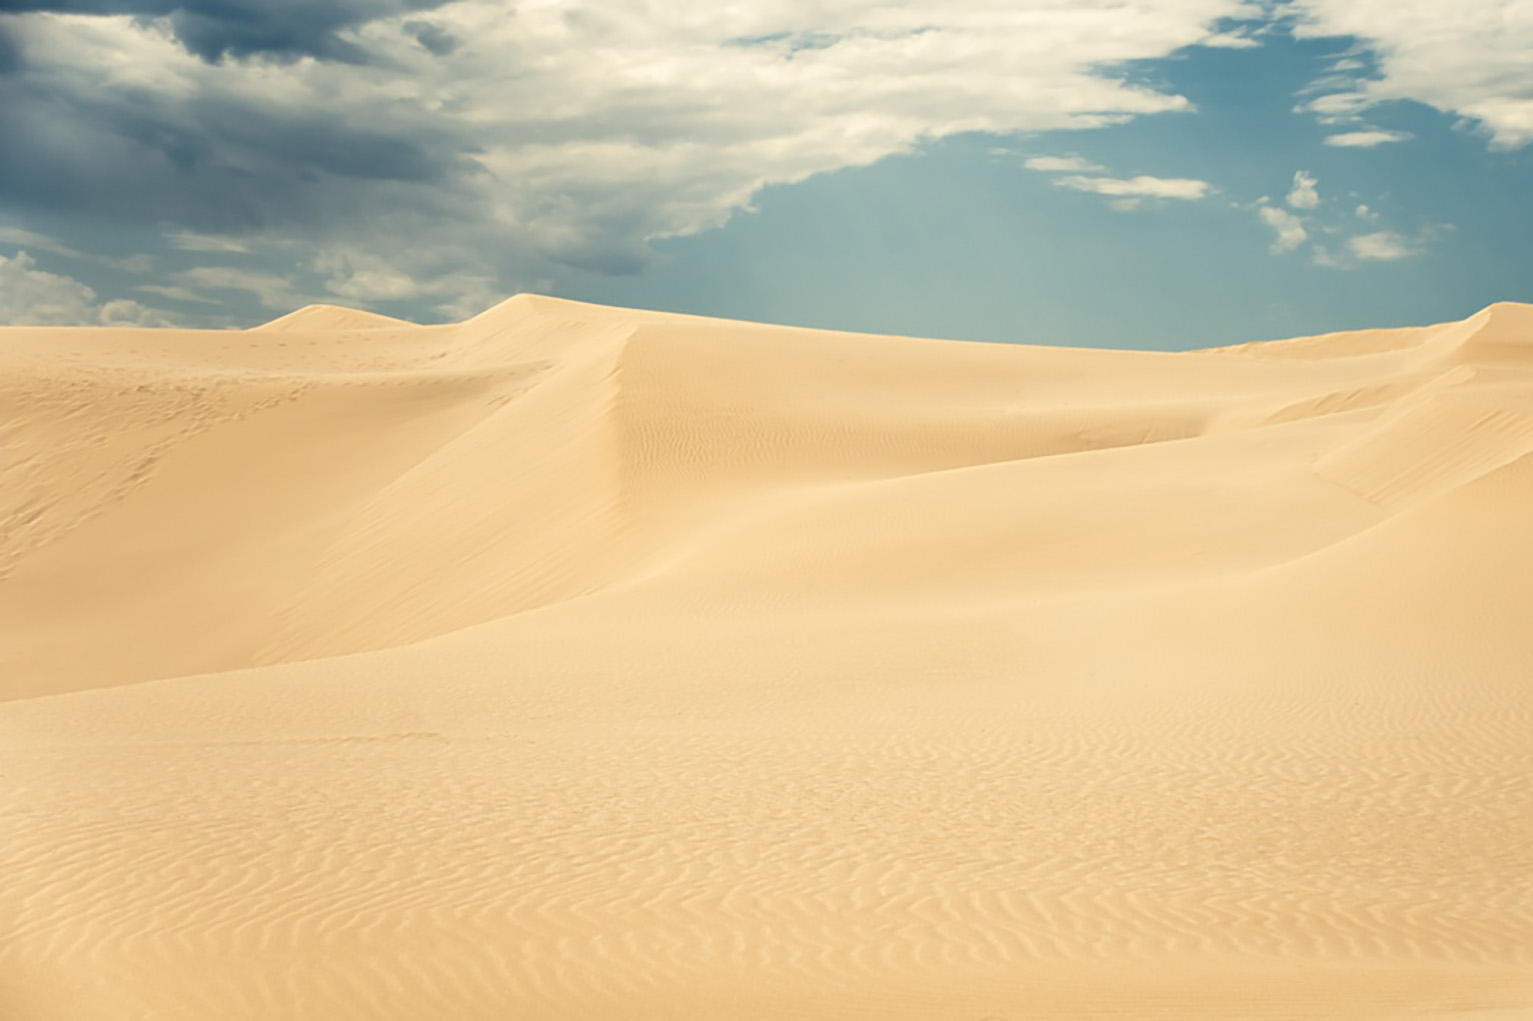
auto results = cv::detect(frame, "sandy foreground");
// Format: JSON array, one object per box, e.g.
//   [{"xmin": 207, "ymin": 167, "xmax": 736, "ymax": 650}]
[{"xmin": 2, "ymin": 295, "xmax": 1531, "ymax": 1019}]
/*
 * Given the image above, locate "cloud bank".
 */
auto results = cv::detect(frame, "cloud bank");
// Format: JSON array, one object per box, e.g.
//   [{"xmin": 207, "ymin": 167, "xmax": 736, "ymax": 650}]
[
  {"xmin": 1292, "ymin": 0, "xmax": 1533, "ymax": 149},
  {"xmin": 1, "ymin": 0, "xmax": 1258, "ymax": 316},
  {"xmin": 0, "ymin": 250, "xmax": 170, "ymax": 325},
  {"xmin": 2, "ymin": 1, "xmax": 1520, "ymax": 324}
]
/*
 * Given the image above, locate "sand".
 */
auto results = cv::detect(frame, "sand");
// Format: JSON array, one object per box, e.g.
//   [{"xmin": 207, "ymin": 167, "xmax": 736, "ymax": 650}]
[{"xmin": 2, "ymin": 295, "xmax": 1531, "ymax": 1019}]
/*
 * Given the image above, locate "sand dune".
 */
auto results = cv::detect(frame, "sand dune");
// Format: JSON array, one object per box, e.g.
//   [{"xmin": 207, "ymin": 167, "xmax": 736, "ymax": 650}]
[{"xmin": 2, "ymin": 297, "xmax": 1531, "ymax": 1019}]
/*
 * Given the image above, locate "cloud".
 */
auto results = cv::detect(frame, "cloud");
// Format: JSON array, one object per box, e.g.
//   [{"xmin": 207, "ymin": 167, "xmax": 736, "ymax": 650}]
[
  {"xmin": 0, "ymin": 223, "xmax": 84, "ymax": 259},
  {"xmin": 175, "ymin": 265, "xmax": 304, "ymax": 309},
  {"xmin": 1251, "ymin": 166, "xmax": 1436, "ymax": 268},
  {"xmin": 1324, "ymin": 128, "xmax": 1412, "ymax": 147},
  {"xmin": 1286, "ymin": 170, "xmax": 1319, "ymax": 209},
  {"xmin": 1295, "ymin": 89, "xmax": 1374, "ymax": 125},
  {"xmin": 1198, "ymin": 29, "xmax": 1261, "ymax": 48},
  {"xmin": 136, "ymin": 283, "xmax": 219, "ymax": 304},
  {"xmin": 167, "ymin": 231, "xmax": 252, "ymax": 253},
  {"xmin": 1312, "ymin": 228, "xmax": 1428, "ymax": 269},
  {"xmin": 1291, "ymin": 0, "xmax": 1533, "ymax": 149},
  {"xmin": 1023, "ymin": 155, "xmax": 1106, "ymax": 173},
  {"xmin": 0, "ymin": 16, "xmax": 488, "ymax": 238},
  {"xmin": 314, "ymin": 249, "xmax": 422, "ymax": 302},
  {"xmin": 311, "ymin": 246, "xmax": 497, "ymax": 305},
  {"xmin": 998, "ymin": 152, "xmax": 1214, "ymax": 211},
  {"xmin": 1054, "ymin": 175, "xmax": 1212, "ymax": 200},
  {"xmin": 0, "ymin": 249, "xmax": 172, "ymax": 325},
  {"xmin": 1, "ymin": 223, "xmax": 154, "ymax": 273},
  {"xmin": 0, "ymin": 21, "xmax": 22, "ymax": 74},
  {"xmin": 403, "ymin": 18, "xmax": 459, "ymax": 56},
  {"xmin": 0, "ymin": 1, "xmax": 455, "ymax": 64},
  {"xmin": 1348, "ymin": 231, "xmax": 1416, "ymax": 261},
  {"xmin": 0, "ymin": 1, "xmax": 1262, "ymax": 321},
  {"xmin": 1258, "ymin": 204, "xmax": 1309, "ymax": 253}
]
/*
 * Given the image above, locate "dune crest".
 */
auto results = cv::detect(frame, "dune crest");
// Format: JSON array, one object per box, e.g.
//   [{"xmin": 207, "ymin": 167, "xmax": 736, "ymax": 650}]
[
  {"xmin": 2, "ymin": 299, "xmax": 1531, "ymax": 1019},
  {"xmin": 254, "ymin": 303, "xmax": 419, "ymax": 332}
]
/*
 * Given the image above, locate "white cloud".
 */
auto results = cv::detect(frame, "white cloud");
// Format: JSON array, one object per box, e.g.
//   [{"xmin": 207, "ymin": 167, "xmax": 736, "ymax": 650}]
[
  {"xmin": 1251, "ymin": 166, "xmax": 1438, "ymax": 267},
  {"xmin": 0, "ymin": 250, "xmax": 97, "ymax": 324},
  {"xmin": 0, "ymin": 250, "xmax": 172, "ymax": 326},
  {"xmin": 1023, "ymin": 155, "xmax": 1107, "ymax": 173},
  {"xmin": 1348, "ymin": 231, "xmax": 1417, "ymax": 261},
  {"xmin": 1292, "ymin": 0, "xmax": 1533, "ymax": 149},
  {"xmin": 1324, "ymin": 129, "xmax": 1413, "ymax": 147},
  {"xmin": 432, "ymin": 276, "xmax": 518, "ymax": 321},
  {"xmin": 1258, "ymin": 205, "xmax": 1309, "ymax": 253},
  {"xmin": 175, "ymin": 266, "xmax": 305, "ymax": 310},
  {"xmin": 1311, "ymin": 229, "xmax": 1425, "ymax": 268},
  {"xmin": 0, "ymin": 225, "xmax": 84, "ymax": 260},
  {"xmin": 1054, "ymin": 175, "xmax": 1212, "ymax": 200},
  {"xmin": 108, "ymin": 254, "xmax": 155, "ymax": 275},
  {"xmin": 1199, "ymin": 29, "xmax": 1262, "ymax": 48},
  {"xmin": 7, "ymin": 1, "xmax": 1264, "ymax": 318},
  {"xmin": 168, "ymin": 232, "xmax": 252, "ymax": 254},
  {"xmin": 314, "ymin": 249, "xmax": 425, "ymax": 303},
  {"xmin": 1295, "ymin": 89, "xmax": 1375, "ymax": 125},
  {"xmin": 1286, "ymin": 171, "xmax": 1320, "ymax": 209},
  {"xmin": 1028, "ymin": 156, "xmax": 1211, "ymax": 210},
  {"xmin": 97, "ymin": 298, "xmax": 169, "ymax": 325},
  {"xmin": 0, "ymin": 224, "xmax": 152, "ymax": 274},
  {"xmin": 136, "ymin": 284, "xmax": 220, "ymax": 305},
  {"xmin": 311, "ymin": 247, "xmax": 500, "ymax": 310}
]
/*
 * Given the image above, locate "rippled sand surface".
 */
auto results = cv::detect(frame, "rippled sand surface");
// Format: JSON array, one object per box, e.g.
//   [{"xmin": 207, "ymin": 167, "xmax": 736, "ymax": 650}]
[{"xmin": 3, "ymin": 297, "xmax": 1532, "ymax": 1019}]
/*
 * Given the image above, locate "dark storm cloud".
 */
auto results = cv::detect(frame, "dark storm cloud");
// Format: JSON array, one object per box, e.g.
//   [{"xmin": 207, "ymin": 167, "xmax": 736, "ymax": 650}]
[
  {"xmin": 403, "ymin": 18, "xmax": 457, "ymax": 56},
  {"xmin": 0, "ymin": 0, "xmax": 450, "ymax": 63},
  {"xmin": 0, "ymin": 65, "xmax": 478, "ymax": 234},
  {"xmin": 0, "ymin": 22, "xmax": 22, "ymax": 73}
]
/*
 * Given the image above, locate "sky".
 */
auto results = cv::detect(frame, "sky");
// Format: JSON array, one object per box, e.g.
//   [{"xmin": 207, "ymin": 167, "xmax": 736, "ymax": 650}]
[{"xmin": 1, "ymin": 0, "xmax": 1531, "ymax": 350}]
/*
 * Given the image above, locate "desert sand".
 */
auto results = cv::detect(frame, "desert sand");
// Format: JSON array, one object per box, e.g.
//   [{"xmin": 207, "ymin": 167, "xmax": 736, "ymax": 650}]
[{"xmin": 2, "ymin": 295, "xmax": 1532, "ymax": 1019}]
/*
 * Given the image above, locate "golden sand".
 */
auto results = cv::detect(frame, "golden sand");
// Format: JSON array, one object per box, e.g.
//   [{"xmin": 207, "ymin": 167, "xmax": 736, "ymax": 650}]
[{"xmin": 3, "ymin": 297, "xmax": 1531, "ymax": 1018}]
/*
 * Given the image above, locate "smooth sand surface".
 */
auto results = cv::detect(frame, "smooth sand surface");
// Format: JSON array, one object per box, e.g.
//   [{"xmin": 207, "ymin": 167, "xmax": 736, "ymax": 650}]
[{"xmin": 2, "ymin": 296, "xmax": 1531, "ymax": 1019}]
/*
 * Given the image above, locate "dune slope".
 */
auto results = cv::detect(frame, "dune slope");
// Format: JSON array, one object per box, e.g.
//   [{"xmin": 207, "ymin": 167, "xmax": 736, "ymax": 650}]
[{"xmin": 2, "ymin": 297, "xmax": 1531, "ymax": 1019}]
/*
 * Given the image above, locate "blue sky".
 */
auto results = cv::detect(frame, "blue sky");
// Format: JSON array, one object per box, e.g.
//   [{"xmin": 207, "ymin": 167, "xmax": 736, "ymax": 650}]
[{"xmin": 1, "ymin": 1, "xmax": 1531, "ymax": 350}]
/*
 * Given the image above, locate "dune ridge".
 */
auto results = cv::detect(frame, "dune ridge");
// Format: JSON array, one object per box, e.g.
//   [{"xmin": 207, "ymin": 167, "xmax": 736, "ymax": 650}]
[{"xmin": 2, "ymin": 297, "xmax": 1531, "ymax": 1019}]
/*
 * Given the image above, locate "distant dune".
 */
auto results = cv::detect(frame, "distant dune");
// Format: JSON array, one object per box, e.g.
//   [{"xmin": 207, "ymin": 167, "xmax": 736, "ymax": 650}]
[{"xmin": 2, "ymin": 297, "xmax": 1531, "ymax": 1019}]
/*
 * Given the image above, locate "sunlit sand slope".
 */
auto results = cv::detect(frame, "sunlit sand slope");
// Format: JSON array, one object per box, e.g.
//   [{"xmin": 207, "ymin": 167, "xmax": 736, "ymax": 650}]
[{"xmin": 2, "ymin": 298, "xmax": 1531, "ymax": 1019}]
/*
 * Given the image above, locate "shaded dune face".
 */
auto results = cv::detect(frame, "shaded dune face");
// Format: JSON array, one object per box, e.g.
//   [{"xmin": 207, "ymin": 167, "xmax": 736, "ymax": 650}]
[{"xmin": 2, "ymin": 299, "xmax": 1531, "ymax": 1020}]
